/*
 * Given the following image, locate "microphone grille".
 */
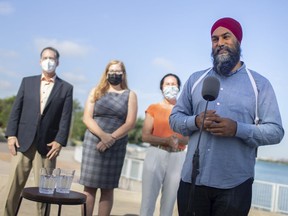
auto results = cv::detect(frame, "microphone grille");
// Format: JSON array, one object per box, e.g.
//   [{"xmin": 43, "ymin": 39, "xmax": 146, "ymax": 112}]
[{"xmin": 201, "ymin": 76, "xmax": 220, "ymax": 101}]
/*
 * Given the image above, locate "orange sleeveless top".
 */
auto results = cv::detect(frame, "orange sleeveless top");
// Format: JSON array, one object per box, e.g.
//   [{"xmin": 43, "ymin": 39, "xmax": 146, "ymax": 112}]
[{"xmin": 146, "ymin": 103, "xmax": 186, "ymax": 150}]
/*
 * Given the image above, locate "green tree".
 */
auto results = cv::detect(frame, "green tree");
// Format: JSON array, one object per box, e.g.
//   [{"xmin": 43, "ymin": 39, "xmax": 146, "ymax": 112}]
[
  {"xmin": 0, "ymin": 97, "xmax": 144, "ymax": 145},
  {"xmin": 128, "ymin": 117, "xmax": 144, "ymax": 144},
  {"xmin": 0, "ymin": 96, "xmax": 16, "ymax": 128},
  {"xmin": 0, "ymin": 96, "xmax": 86, "ymax": 145},
  {"xmin": 70, "ymin": 99, "xmax": 86, "ymax": 144}
]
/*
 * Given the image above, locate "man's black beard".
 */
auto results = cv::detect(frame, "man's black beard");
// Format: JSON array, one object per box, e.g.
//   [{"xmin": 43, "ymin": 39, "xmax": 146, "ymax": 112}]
[{"xmin": 211, "ymin": 42, "xmax": 241, "ymax": 76}]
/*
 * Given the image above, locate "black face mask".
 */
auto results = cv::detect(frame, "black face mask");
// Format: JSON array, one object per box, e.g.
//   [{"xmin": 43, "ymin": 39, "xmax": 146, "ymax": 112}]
[{"xmin": 107, "ymin": 74, "xmax": 122, "ymax": 86}]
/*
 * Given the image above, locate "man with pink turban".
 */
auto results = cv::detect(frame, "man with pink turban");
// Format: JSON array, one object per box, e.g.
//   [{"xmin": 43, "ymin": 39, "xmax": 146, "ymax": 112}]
[{"xmin": 170, "ymin": 17, "xmax": 284, "ymax": 216}]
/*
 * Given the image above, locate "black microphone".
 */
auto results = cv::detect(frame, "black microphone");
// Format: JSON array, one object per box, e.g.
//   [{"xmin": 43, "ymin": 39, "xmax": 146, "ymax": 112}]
[
  {"xmin": 202, "ymin": 76, "xmax": 220, "ymax": 101},
  {"xmin": 186, "ymin": 76, "xmax": 220, "ymax": 216}
]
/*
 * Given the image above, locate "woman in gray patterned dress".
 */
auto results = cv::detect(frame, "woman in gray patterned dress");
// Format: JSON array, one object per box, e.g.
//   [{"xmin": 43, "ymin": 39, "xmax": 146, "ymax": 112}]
[{"xmin": 80, "ymin": 60, "xmax": 138, "ymax": 216}]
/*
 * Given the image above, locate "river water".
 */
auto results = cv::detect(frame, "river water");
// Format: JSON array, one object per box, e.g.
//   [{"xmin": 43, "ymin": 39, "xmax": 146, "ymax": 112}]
[{"xmin": 255, "ymin": 160, "xmax": 288, "ymax": 185}]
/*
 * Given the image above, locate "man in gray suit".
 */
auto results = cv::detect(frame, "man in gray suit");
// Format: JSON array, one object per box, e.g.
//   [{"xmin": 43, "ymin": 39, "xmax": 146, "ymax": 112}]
[{"xmin": 2, "ymin": 47, "xmax": 73, "ymax": 216}]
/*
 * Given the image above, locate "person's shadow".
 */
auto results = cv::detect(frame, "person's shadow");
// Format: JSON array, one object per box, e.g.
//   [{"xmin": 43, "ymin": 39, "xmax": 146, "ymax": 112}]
[
  {"xmin": 108, "ymin": 215, "xmax": 138, "ymax": 216},
  {"xmin": 110, "ymin": 215, "xmax": 138, "ymax": 216}
]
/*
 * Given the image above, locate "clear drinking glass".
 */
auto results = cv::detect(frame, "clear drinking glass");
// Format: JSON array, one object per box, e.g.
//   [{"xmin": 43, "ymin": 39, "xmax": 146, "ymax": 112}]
[
  {"xmin": 39, "ymin": 168, "xmax": 59, "ymax": 194},
  {"xmin": 56, "ymin": 169, "xmax": 75, "ymax": 193}
]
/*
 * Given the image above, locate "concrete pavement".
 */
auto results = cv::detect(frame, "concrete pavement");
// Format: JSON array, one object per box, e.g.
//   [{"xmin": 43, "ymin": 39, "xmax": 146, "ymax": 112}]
[
  {"xmin": 0, "ymin": 144, "xmax": 143, "ymax": 216},
  {"xmin": 0, "ymin": 143, "xmax": 281, "ymax": 216}
]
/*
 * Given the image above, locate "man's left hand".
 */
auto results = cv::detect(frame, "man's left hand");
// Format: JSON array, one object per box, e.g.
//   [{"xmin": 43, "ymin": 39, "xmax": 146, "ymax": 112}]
[
  {"xmin": 206, "ymin": 117, "xmax": 237, "ymax": 137},
  {"xmin": 46, "ymin": 141, "xmax": 62, "ymax": 160}
]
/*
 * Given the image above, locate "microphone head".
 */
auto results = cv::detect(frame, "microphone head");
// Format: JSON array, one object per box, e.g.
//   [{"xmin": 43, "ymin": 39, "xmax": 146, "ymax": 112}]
[{"xmin": 201, "ymin": 76, "xmax": 220, "ymax": 101}]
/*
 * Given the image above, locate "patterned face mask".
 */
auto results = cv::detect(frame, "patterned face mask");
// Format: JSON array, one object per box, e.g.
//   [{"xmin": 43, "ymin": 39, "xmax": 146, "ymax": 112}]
[{"xmin": 163, "ymin": 86, "xmax": 179, "ymax": 100}]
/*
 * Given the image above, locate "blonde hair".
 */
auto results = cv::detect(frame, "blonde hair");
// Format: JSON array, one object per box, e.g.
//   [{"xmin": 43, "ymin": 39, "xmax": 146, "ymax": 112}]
[{"xmin": 93, "ymin": 60, "xmax": 129, "ymax": 102}]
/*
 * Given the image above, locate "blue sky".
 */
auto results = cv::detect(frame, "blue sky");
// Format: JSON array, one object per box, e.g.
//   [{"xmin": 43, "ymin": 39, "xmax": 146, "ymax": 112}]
[{"xmin": 0, "ymin": 0, "xmax": 287, "ymax": 159}]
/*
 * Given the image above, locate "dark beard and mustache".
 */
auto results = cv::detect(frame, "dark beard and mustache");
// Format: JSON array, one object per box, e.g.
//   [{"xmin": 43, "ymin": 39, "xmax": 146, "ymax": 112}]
[{"xmin": 211, "ymin": 42, "xmax": 241, "ymax": 76}]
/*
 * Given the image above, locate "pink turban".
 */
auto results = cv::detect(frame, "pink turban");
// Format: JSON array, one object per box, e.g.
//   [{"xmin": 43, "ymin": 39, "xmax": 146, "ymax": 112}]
[{"xmin": 211, "ymin": 17, "xmax": 243, "ymax": 43}]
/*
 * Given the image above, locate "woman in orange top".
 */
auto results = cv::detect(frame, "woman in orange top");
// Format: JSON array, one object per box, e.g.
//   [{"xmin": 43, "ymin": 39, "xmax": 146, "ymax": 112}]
[{"xmin": 140, "ymin": 73, "xmax": 188, "ymax": 216}]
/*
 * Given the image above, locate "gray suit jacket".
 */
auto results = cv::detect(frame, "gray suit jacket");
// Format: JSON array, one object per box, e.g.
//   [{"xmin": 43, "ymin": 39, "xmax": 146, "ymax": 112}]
[{"xmin": 5, "ymin": 75, "xmax": 73, "ymax": 155}]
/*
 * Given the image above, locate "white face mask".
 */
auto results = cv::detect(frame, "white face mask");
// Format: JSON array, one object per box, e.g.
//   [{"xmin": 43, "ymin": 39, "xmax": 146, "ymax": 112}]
[
  {"xmin": 41, "ymin": 59, "xmax": 57, "ymax": 73},
  {"xmin": 163, "ymin": 86, "xmax": 179, "ymax": 100}
]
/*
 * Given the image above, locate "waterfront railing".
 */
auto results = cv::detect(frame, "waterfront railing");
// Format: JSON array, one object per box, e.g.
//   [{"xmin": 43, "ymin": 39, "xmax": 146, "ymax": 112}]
[
  {"xmin": 252, "ymin": 180, "xmax": 288, "ymax": 214},
  {"xmin": 75, "ymin": 146, "xmax": 288, "ymax": 214},
  {"xmin": 121, "ymin": 156, "xmax": 288, "ymax": 214}
]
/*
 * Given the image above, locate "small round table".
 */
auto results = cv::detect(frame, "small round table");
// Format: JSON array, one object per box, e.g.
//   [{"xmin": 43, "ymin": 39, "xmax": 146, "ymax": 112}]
[{"xmin": 15, "ymin": 187, "xmax": 87, "ymax": 216}]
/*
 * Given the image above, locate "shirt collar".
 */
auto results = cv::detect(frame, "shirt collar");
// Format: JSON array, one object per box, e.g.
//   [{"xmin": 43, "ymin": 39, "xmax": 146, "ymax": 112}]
[
  {"xmin": 236, "ymin": 61, "xmax": 245, "ymax": 72},
  {"xmin": 41, "ymin": 74, "xmax": 56, "ymax": 82}
]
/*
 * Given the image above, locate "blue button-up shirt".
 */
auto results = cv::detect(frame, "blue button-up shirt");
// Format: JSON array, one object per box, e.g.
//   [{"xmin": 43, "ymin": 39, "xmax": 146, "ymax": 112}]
[{"xmin": 169, "ymin": 63, "xmax": 284, "ymax": 189}]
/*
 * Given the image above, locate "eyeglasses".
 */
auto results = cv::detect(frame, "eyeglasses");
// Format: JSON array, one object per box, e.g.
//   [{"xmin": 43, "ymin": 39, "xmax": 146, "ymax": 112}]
[{"xmin": 108, "ymin": 70, "xmax": 123, "ymax": 75}]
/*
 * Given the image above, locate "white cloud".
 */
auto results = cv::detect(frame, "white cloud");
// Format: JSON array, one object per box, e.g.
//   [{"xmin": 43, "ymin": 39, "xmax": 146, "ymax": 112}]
[
  {"xmin": 0, "ymin": 49, "xmax": 19, "ymax": 58},
  {"xmin": 0, "ymin": 67, "xmax": 20, "ymax": 78},
  {"xmin": 0, "ymin": 2, "xmax": 14, "ymax": 15},
  {"xmin": 34, "ymin": 38, "xmax": 91, "ymax": 57},
  {"xmin": 61, "ymin": 72, "xmax": 88, "ymax": 84},
  {"xmin": 0, "ymin": 80, "xmax": 12, "ymax": 89},
  {"xmin": 152, "ymin": 57, "xmax": 175, "ymax": 71}
]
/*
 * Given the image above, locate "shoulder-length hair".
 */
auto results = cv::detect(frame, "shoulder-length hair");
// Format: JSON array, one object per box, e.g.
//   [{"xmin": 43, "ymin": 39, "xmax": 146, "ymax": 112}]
[{"xmin": 93, "ymin": 60, "xmax": 129, "ymax": 102}]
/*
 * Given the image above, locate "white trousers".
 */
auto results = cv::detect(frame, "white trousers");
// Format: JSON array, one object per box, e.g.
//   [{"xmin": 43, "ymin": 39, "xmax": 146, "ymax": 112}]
[{"xmin": 140, "ymin": 146, "xmax": 186, "ymax": 216}]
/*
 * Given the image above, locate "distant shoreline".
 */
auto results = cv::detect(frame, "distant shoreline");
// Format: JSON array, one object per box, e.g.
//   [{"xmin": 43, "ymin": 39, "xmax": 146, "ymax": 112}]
[{"xmin": 257, "ymin": 157, "xmax": 288, "ymax": 165}]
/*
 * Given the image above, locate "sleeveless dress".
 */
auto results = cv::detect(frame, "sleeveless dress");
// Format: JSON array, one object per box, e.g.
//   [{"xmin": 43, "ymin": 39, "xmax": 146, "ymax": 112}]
[{"xmin": 79, "ymin": 90, "xmax": 130, "ymax": 189}]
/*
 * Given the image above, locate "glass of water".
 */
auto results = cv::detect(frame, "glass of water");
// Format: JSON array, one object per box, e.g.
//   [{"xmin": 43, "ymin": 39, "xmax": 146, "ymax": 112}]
[
  {"xmin": 39, "ymin": 168, "xmax": 59, "ymax": 194},
  {"xmin": 56, "ymin": 169, "xmax": 75, "ymax": 193}
]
